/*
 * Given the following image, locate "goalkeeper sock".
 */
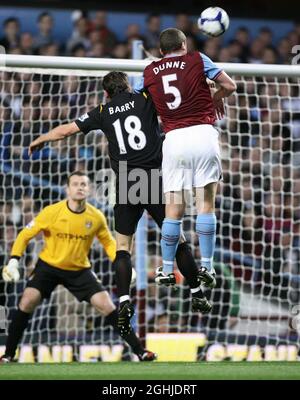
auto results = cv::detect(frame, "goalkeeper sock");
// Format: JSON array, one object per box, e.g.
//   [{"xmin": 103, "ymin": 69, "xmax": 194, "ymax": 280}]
[
  {"xmin": 106, "ymin": 309, "xmax": 144, "ymax": 355},
  {"xmin": 114, "ymin": 250, "xmax": 132, "ymax": 302},
  {"xmin": 196, "ymin": 213, "xmax": 216, "ymax": 272},
  {"xmin": 5, "ymin": 308, "xmax": 31, "ymax": 358},
  {"xmin": 161, "ymin": 218, "xmax": 181, "ymax": 274}
]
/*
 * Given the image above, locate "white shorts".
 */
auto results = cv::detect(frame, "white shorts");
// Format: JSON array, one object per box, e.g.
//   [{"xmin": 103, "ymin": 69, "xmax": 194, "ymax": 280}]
[{"xmin": 162, "ymin": 124, "xmax": 222, "ymax": 193}]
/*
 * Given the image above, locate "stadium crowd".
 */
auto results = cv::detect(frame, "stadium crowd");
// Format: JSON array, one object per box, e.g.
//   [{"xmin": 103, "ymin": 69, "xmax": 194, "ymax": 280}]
[
  {"xmin": 1, "ymin": 10, "xmax": 300, "ymax": 336},
  {"xmin": 0, "ymin": 10, "xmax": 299, "ymax": 64}
]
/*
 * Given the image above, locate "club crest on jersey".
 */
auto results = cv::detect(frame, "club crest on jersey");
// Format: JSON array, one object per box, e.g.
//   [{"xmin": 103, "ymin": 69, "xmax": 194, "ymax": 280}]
[{"xmin": 85, "ymin": 220, "xmax": 93, "ymax": 229}]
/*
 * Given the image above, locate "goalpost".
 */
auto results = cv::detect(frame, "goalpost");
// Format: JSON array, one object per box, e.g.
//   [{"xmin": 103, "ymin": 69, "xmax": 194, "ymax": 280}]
[{"xmin": 1, "ymin": 52, "xmax": 300, "ymax": 362}]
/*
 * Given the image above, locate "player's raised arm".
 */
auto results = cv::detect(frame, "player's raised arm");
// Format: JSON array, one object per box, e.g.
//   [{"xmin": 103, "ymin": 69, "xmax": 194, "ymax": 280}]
[
  {"xmin": 213, "ymin": 71, "xmax": 237, "ymax": 99},
  {"xmin": 2, "ymin": 208, "xmax": 50, "ymax": 282},
  {"xmin": 210, "ymin": 71, "xmax": 236, "ymax": 119},
  {"xmin": 28, "ymin": 122, "xmax": 80, "ymax": 156}
]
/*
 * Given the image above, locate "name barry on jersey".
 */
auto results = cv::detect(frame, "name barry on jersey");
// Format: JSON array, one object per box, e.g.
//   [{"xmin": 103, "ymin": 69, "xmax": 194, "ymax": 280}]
[{"xmin": 108, "ymin": 101, "xmax": 135, "ymax": 115}]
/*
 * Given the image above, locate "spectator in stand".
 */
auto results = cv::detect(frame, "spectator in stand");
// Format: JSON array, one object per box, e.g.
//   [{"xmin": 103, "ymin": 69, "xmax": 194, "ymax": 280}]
[
  {"xmin": 234, "ymin": 27, "xmax": 251, "ymax": 62},
  {"xmin": 125, "ymin": 23, "xmax": 145, "ymax": 55},
  {"xmin": 70, "ymin": 43, "xmax": 87, "ymax": 58},
  {"xmin": 257, "ymin": 27, "xmax": 273, "ymax": 47},
  {"xmin": 38, "ymin": 42, "xmax": 59, "ymax": 57},
  {"xmin": 20, "ymin": 32, "xmax": 34, "ymax": 55},
  {"xmin": 175, "ymin": 12, "xmax": 200, "ymax": 48},
  {"xmin": 248, "ymin": 38, "xmax": 265, "ymax": 63},
  {"xmin": 89, "ymin": 42, "xmax": 110, "ymax": 58},
  {"xmin": 125, "ymin": 23, "xmax": 144, "ymax": 42},
  {"xmin": 262, "ymin": 46, "xmax": 278, "ymax": 64},
  {"xmin": 33, "ymin": 12, "xmax": 56, "ymax": 52},
  {"xmin": 67, "ymin": 16, "xmax": 91, "ymax": 55},
  {"xmin": 277, "ymin": 38, "xmax": 292, "ymax": 64},
  {"xmin": 218, "ymin": 47, "xmax": 231, "ymax": 62},
  {"xmin": 90, "ymin": 11, "xmax": 117, "ymax": 54},
  {"xmin": 287, "ymin": 30, "xmax": 298, "ymax": 48},
  {"xmin": 0, "ymin": 17, "xmax": 20, "ymax": 51},
  {"xmin": 202, "ymin": 37, "xmax": 219, "ymax": 60},
  {"xmin": 227, "ymin": 39, "xmax": 244, "ymax": 63},
  {"xmin": 111, "ymin": 43, "xmax": 129, "ymax": 59},
  {"xmin": 144, "ymin": 14, "xmax": 161, "ymax": 49},
  {"xmin": 89, "ymin": 30, "xmax": 101, "ymax": 48}
]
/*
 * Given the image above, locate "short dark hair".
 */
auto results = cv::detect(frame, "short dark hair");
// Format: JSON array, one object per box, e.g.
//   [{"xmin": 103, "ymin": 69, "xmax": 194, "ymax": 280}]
[
  {"xmin": 260, "ymin": 26, "xmax": 272, "ymax": 34},
  {"xmin": 146, "ymin": 13, "xmax": 160, "ymax": 23},
  {"xmin": 67, "ymin": 171, "xmax": 89, "ymax": 186},
  {"xmin": 38, "ymin": 12, "xmax": 52, "ymax": 23},
  {"xmin": 236, "ymin": 26, "xmax": 249, "ymax": 33},
  {"xmin": 3, "ymin": 17, "xmax": 19, "ymax": 28},
  {"xmin": 102, "ymin": 71, "xmax": 130, "ymax": 98},
  {"xmin": 159, "ymin": 28, "xmax": 186, "ymax": 55}
]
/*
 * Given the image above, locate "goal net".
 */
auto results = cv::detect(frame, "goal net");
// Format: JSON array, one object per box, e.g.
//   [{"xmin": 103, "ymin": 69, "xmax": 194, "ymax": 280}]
[{"xmin": 0, "ymin": 55, "xmax": 300, "ymax": 362}]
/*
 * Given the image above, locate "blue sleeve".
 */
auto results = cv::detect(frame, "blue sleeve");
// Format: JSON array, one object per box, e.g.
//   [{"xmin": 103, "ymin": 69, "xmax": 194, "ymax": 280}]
[
  {"xmin": 133, "ymin": 76, "xmax": 144, "ymax": 93},
  {"xmin": 199, "ymin": 52, "xmax": 222, "ymax": 80}
]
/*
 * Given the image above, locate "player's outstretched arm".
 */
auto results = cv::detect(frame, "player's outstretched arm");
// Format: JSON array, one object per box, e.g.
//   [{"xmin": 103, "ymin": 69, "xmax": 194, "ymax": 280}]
[
  {"xmin": 2, "ymin": 227, "xmax": 39, "ymax": 283},
  {"xmin": 28, "ymin": 122, "xmax": 80, "ymax": 156},
  {"xmin": 2, "ymin": 209, "xmax": 50, "ymax": 282}
]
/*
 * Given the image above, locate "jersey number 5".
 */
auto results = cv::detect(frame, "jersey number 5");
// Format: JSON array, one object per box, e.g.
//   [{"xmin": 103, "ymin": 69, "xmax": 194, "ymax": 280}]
[
  {"xmin": 162, "ymin": 73, "xmax": 182, "ymax": 110},
  {"xmin": 112, "ymin": 115, "xmax": 146, "ymax": 154}
]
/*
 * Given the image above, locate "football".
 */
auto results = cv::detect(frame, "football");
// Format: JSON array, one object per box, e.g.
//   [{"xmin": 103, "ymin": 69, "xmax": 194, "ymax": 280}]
[{"xmin": 198, "ymin": 7, "xmax": 230, "ymax": 37}]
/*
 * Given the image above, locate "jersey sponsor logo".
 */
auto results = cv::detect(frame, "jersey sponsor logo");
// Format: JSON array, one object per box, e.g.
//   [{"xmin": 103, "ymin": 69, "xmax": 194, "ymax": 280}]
[
  {"xmin": 26, "ymin": 220, "xmax": 35, "ymax": 229},
  {"xmin": 85, "ymin": 220, "xmax": 93, "ymax": 229},
  {"xmin": 153, "ymin": 60, "xmax": 186, "ymax": 75},
  {"xmin": 56, "ymin": 233, "xmax": 90, "ymax": 241},
  {"xmin": 78, "ymin": 113, "xmax": 89, "ymax": 122},
  {"xmin": 108, "ymin": 101, "xmax": 135, "ymax": 115}
]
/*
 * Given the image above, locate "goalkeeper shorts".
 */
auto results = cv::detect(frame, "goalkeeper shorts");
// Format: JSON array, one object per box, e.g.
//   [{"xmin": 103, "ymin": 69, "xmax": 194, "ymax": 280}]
[{"xmin": 26, "ymin": 258, "xmax": 104, "ymax": 302}]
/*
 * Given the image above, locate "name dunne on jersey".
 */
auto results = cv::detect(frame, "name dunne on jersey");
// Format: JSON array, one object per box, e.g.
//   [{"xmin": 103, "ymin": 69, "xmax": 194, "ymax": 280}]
[
  {"xmin": 108, "ymin": 101, "xmax": 135, "ymax": 115},
  {"xmin": 153, "ymin": 60, "xmax": 186, "ymax": 75}
]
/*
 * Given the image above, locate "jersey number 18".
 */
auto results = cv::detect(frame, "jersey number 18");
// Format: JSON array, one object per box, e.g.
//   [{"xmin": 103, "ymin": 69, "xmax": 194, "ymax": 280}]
[{"xmin": 112, "ymin": 115, "xmax": 146, "ymax": 154}]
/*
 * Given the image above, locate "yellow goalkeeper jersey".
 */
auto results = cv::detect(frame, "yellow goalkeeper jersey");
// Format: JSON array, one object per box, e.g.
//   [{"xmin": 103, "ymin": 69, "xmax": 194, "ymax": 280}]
[{"xmin": 11, "ymin": 200, "xmax": 116, "ymax": 271}]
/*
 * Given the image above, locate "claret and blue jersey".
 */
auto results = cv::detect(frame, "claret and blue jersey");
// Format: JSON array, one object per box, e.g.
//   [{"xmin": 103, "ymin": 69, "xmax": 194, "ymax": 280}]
[{"xmin": 136, "ymin": 51, "xmax": 223, "ymax": 133}]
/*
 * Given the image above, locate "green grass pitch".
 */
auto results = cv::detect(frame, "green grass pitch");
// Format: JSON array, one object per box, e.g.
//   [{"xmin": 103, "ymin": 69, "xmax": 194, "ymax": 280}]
[{"xmin": 0, "ymin": 362, "xmax": 299, "ymax": 380}]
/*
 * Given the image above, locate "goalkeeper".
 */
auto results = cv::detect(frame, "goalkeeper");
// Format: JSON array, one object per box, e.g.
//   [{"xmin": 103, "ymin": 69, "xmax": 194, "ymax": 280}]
[{"xmin": 0, "ymin": 171, "xmax": 156, "ymax": 363}]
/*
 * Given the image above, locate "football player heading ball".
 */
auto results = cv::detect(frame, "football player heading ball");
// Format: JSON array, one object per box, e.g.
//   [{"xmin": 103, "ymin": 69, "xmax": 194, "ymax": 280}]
[{"xmin": 141, "ymin": 28, "xmax": 236, "ymax": 287}]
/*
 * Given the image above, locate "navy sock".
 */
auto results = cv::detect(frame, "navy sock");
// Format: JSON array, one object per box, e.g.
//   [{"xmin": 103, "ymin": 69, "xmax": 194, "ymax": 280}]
[
  {"xmin": 5, "ymin": 308, "xmax": 31, "ymax": 359},
  {"xmin": 113, "ymin": 250, "xmax": 132, "ymax": 302}
]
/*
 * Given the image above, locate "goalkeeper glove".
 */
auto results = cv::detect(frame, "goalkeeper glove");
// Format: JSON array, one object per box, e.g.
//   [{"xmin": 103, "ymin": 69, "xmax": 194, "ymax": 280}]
[{"xmin": 2, "ymin": 258, "xmax": 20, "ymax": 283}]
